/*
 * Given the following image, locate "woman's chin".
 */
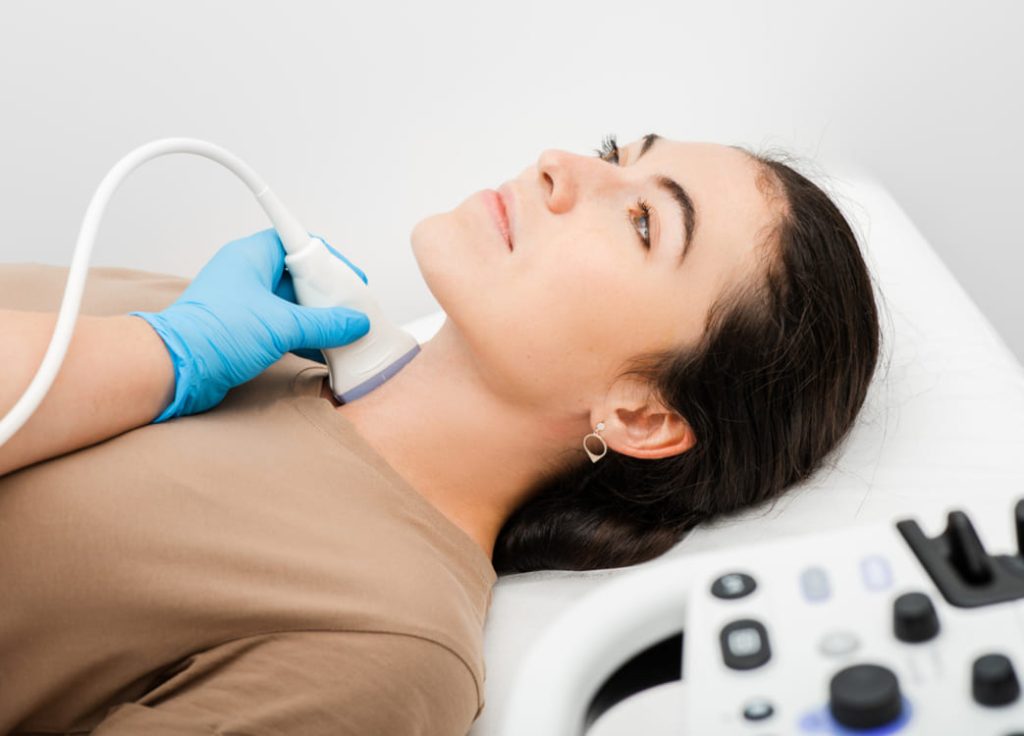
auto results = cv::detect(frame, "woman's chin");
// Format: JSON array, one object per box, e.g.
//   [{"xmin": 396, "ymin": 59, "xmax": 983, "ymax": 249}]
[
  {"xmin": 410, "ymin": 217, "xmax": 472, "ymax": 311},
  {"xmin": 409, "ymin": 215, "xmax": 450, "ymax": 275}
]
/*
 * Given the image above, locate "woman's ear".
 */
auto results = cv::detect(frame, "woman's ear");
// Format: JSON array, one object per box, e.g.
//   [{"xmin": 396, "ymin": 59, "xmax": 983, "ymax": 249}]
[
  {"xmin": 597, "ymin": 376, "xmax": 695, "ymax": 460},
  {"xmin": 608, "ymin": 402, "xmax": 696, "ymax": 460}
]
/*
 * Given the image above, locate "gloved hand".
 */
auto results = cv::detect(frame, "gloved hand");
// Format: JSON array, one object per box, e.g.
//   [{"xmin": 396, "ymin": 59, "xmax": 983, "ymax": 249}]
[{"xmin": 130, "ymin": 228, "xmax": 370, "ymax": 423}]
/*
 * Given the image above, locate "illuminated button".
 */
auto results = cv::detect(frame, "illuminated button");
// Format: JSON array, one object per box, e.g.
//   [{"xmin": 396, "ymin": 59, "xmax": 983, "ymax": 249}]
[
  {"xmin": 720, "ymin": 618, "xmax": 772, "ymax": 670},
  {"xmin": 711, "ymin": 572, "xmax": 757, "ymax": 600},
  {"xmin": 800, "ymin": 567, "xmax": 831, "ymax": 602},
  {"xmin": 861, "ymin": 555, "xmax": 893, "ymax": 591},
  {"xmin": 819, "ymin": 630, "xmax": 861, "ymax": 657},
  {"xmin": 742, "ymin": 698, "xmax": 775, "ymax": 721}
]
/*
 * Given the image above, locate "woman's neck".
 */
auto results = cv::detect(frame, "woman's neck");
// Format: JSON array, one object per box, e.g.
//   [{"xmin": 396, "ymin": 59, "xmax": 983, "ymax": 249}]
[{"xmin": 326, "ymin": 321, "xmax": 580, "ymax": 561}]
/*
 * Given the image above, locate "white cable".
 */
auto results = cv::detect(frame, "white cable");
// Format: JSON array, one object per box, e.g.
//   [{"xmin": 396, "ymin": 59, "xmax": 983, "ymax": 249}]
[{"xmin": 0, "ymin": 138, "xmax": 307, "ymax": 448}]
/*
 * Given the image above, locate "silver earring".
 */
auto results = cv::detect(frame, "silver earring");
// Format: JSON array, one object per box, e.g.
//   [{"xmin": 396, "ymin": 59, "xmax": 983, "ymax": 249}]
[{"xmin": 583, "ymin": 421, "xmax": 608, "ymax": 463}]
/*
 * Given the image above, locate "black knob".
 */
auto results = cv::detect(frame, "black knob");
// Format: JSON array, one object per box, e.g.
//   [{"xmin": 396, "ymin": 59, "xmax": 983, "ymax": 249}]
[
  {"xmin": 945, "ymin": 511, "xmax": 993, "ymax": 585},
  {"xmin": 829, "ymin": 663, "xmax": 902, "ymax": 729},
  {"xmin": 972, "ymin": 653, "xmax": 1021, "ymax": 706},
  {"xmin": 893, "ymin": 592, "xmax": 940, "ymax": 643},
  {"xmin": 1016, "ymin": 498, "xmax": 1024, "ymax": 557}
]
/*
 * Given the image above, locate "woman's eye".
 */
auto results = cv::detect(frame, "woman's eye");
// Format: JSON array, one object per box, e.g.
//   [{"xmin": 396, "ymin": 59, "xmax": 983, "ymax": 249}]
[
  {"xmin": 593, "ymin": 134, "xmax": 652, "ymax": 250},
  {"xmin": 594, "ymin": 134, "xmax": 619, "ymax": 164},
  {"xmin": 632, "ymin": 199, "xmax": 652, "ymax": 249}
]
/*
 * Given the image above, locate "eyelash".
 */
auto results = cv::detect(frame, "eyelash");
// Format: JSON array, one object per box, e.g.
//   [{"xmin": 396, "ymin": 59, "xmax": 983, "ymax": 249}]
[{"xmin": 593, "ymin": 134, "xmax": 652, "ymax": 250}]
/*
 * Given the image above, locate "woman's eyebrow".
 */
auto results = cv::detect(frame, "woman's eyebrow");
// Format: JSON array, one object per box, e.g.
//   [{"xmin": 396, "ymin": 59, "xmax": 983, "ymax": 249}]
[
  {"xmin": 634, "ymin": 133, "xmax": 697, "ymax": 263},
  {"xmin": 637, "ymin": 133, "xmax": 660, "ymax": 160}
]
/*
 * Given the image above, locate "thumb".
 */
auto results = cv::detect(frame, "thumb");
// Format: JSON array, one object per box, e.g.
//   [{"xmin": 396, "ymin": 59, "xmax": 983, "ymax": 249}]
[{"xmin": 287, "ymin": 305, "xmax": 371, "ymax": 351}]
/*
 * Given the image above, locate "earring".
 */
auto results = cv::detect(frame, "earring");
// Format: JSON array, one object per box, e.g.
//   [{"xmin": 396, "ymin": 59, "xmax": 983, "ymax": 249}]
[{"xmin": 583, "ymin": 421, "xmax": 608, "ymax": 463}]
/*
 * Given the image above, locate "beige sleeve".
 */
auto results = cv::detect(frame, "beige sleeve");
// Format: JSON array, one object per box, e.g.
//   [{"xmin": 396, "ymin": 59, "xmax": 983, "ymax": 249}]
[
  {"xmin": 89, "ymin": 631, "xmax": 481, "ymax": 736},
  {"xmin": 0, "ymin": 263, "xmax": 189, "ymax": 315}
]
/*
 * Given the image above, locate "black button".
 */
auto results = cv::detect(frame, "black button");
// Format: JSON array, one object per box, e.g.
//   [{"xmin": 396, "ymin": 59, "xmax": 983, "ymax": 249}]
[
  {"xmin": 893, "ymin": 591, "xmax": 940, "ymax": 643},
  {"xmin": 742, "ymin": 698, "xmax": 774, "ymax": 721},
  {"xmin": 829, "ymin": 663, "xmax": 903, "ymax": 729},
  {"xmin": 711, "ymin": 572, "xmax": 757, "ymax": 600},
  {"xmin": 973, "ymin": 653, "xmax": 1021, "ymax": 706},
  {"xmin": 720, "ymin": 619, "xmax": 771, "ymax": 670}
]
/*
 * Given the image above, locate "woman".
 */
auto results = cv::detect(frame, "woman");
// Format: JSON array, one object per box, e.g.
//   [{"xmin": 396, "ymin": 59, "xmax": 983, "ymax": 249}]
[
  {"xmin": 354, "ymin": 132, "xmax": 881, "ymax": 571},
  {"xmin": 0, "ymin": 133, "xmax": 880, "ymax": 735}
]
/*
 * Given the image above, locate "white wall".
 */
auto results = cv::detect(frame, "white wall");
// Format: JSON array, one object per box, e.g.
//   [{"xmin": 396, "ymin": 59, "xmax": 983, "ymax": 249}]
[{"xmin": 1, "ymin": 0, "xmax": 1021, "ymax": 363}]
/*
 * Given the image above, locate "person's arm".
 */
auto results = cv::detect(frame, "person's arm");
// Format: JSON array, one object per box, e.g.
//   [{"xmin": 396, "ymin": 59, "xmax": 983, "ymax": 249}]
[{"xmin": 0, "ymin": 309, "xmax": 174, "ymax": 477}]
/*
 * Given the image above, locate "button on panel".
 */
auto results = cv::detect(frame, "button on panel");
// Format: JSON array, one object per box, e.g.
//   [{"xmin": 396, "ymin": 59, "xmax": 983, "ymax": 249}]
[
  {"xmin": 893, "ymin": 591, "xmax": 940, "ymax": 643},
  {"xmin": 972, "ymin": 653, "xmax": 1021, "ymax": 707},
  {"xmin": 819, "ymin": 630, "xmax": 861, "ymax": 657},
  {"xmin": 861, "ymin": 555, "xmax": 893, "ymax": 591},
  {"xmin": 800, "ymin": 566, "xmax": 831, "ymax": 602},
  {"xmin": 720, "ymin": 618, "xmax": 772, "ymax": 670},
  {"xmin": 829, "ymin": 663, "xmax": 904, "ymax": 729},
  {"xmin": 711, "ymin": 572, "xmax": 757, "ymax": 600},
  {"xmin": 742, "ymin": 698, "xmax": 774, "ymax": 721}
]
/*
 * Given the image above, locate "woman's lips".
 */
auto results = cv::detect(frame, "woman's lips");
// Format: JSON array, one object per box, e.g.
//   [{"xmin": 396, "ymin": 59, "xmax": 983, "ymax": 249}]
[
  {"xmin": 498, "ymin": 183, "xmax": 516, "ymax": 249},
  {"xmin": 481, "ymin": 188, "xmax": 513, "ymax": 251}
]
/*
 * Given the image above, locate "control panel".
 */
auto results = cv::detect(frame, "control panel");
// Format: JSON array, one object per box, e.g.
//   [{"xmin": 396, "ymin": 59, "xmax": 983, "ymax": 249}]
[{"xmin": 682, "ymin": 502, "xmax": 1024, "ymax": 733}]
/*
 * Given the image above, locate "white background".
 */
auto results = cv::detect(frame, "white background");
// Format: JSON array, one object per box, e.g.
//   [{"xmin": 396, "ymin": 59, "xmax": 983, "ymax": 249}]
[
  {"xmin": 1, "ymin": 2, "xmax": 1021, "ymax": 732},
  {"xmin": 1, "ymin": 1, "xmax": 1021, "ymax": 361}
]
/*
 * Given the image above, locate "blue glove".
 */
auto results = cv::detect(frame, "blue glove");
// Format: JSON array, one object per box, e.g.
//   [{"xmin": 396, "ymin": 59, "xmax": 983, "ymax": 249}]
[{"xmin": 130, "ymin": 228, "xmax": 370, "ymax": 423}]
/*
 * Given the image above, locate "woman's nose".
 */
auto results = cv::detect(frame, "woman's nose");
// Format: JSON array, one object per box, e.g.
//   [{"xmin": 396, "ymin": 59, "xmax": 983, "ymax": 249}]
[{"xmin": 537, "ymin": 148, "xmax": 584, "ymax": 214}]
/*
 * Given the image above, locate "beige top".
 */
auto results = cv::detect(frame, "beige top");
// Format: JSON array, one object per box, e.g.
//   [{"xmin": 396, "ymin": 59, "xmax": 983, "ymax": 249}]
[{"xmin": 0, "ymin": 263, "xmax": 497, "ymax": 735}]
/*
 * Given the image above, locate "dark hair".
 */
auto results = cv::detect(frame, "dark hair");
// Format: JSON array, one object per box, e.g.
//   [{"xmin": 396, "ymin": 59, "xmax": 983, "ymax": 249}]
[{"xmin": 492, "ymin": 147, "xmax": 883, "ymax": 574}]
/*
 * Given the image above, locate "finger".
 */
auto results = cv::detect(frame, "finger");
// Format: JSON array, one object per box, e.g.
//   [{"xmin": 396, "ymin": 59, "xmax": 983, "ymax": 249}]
[
  {"xmin": 287, "ymin": 305, "xmax": 371, "ymax": 351},
  {"xmin": 242, "ymin": 227, "xmax": 286, "ymax": 290}
]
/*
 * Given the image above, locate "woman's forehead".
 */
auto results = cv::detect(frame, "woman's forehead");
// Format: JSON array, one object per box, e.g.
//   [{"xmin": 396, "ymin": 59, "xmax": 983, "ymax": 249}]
[{"xmin": 630, "ymin": 138, "xmax": 774, "ymax": 255}]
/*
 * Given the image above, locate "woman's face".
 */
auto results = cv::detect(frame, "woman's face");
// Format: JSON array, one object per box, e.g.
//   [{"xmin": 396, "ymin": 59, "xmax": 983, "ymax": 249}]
[{"xmin": 410, "ymin": 134, "xmax": 776, "ymax": 414}]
